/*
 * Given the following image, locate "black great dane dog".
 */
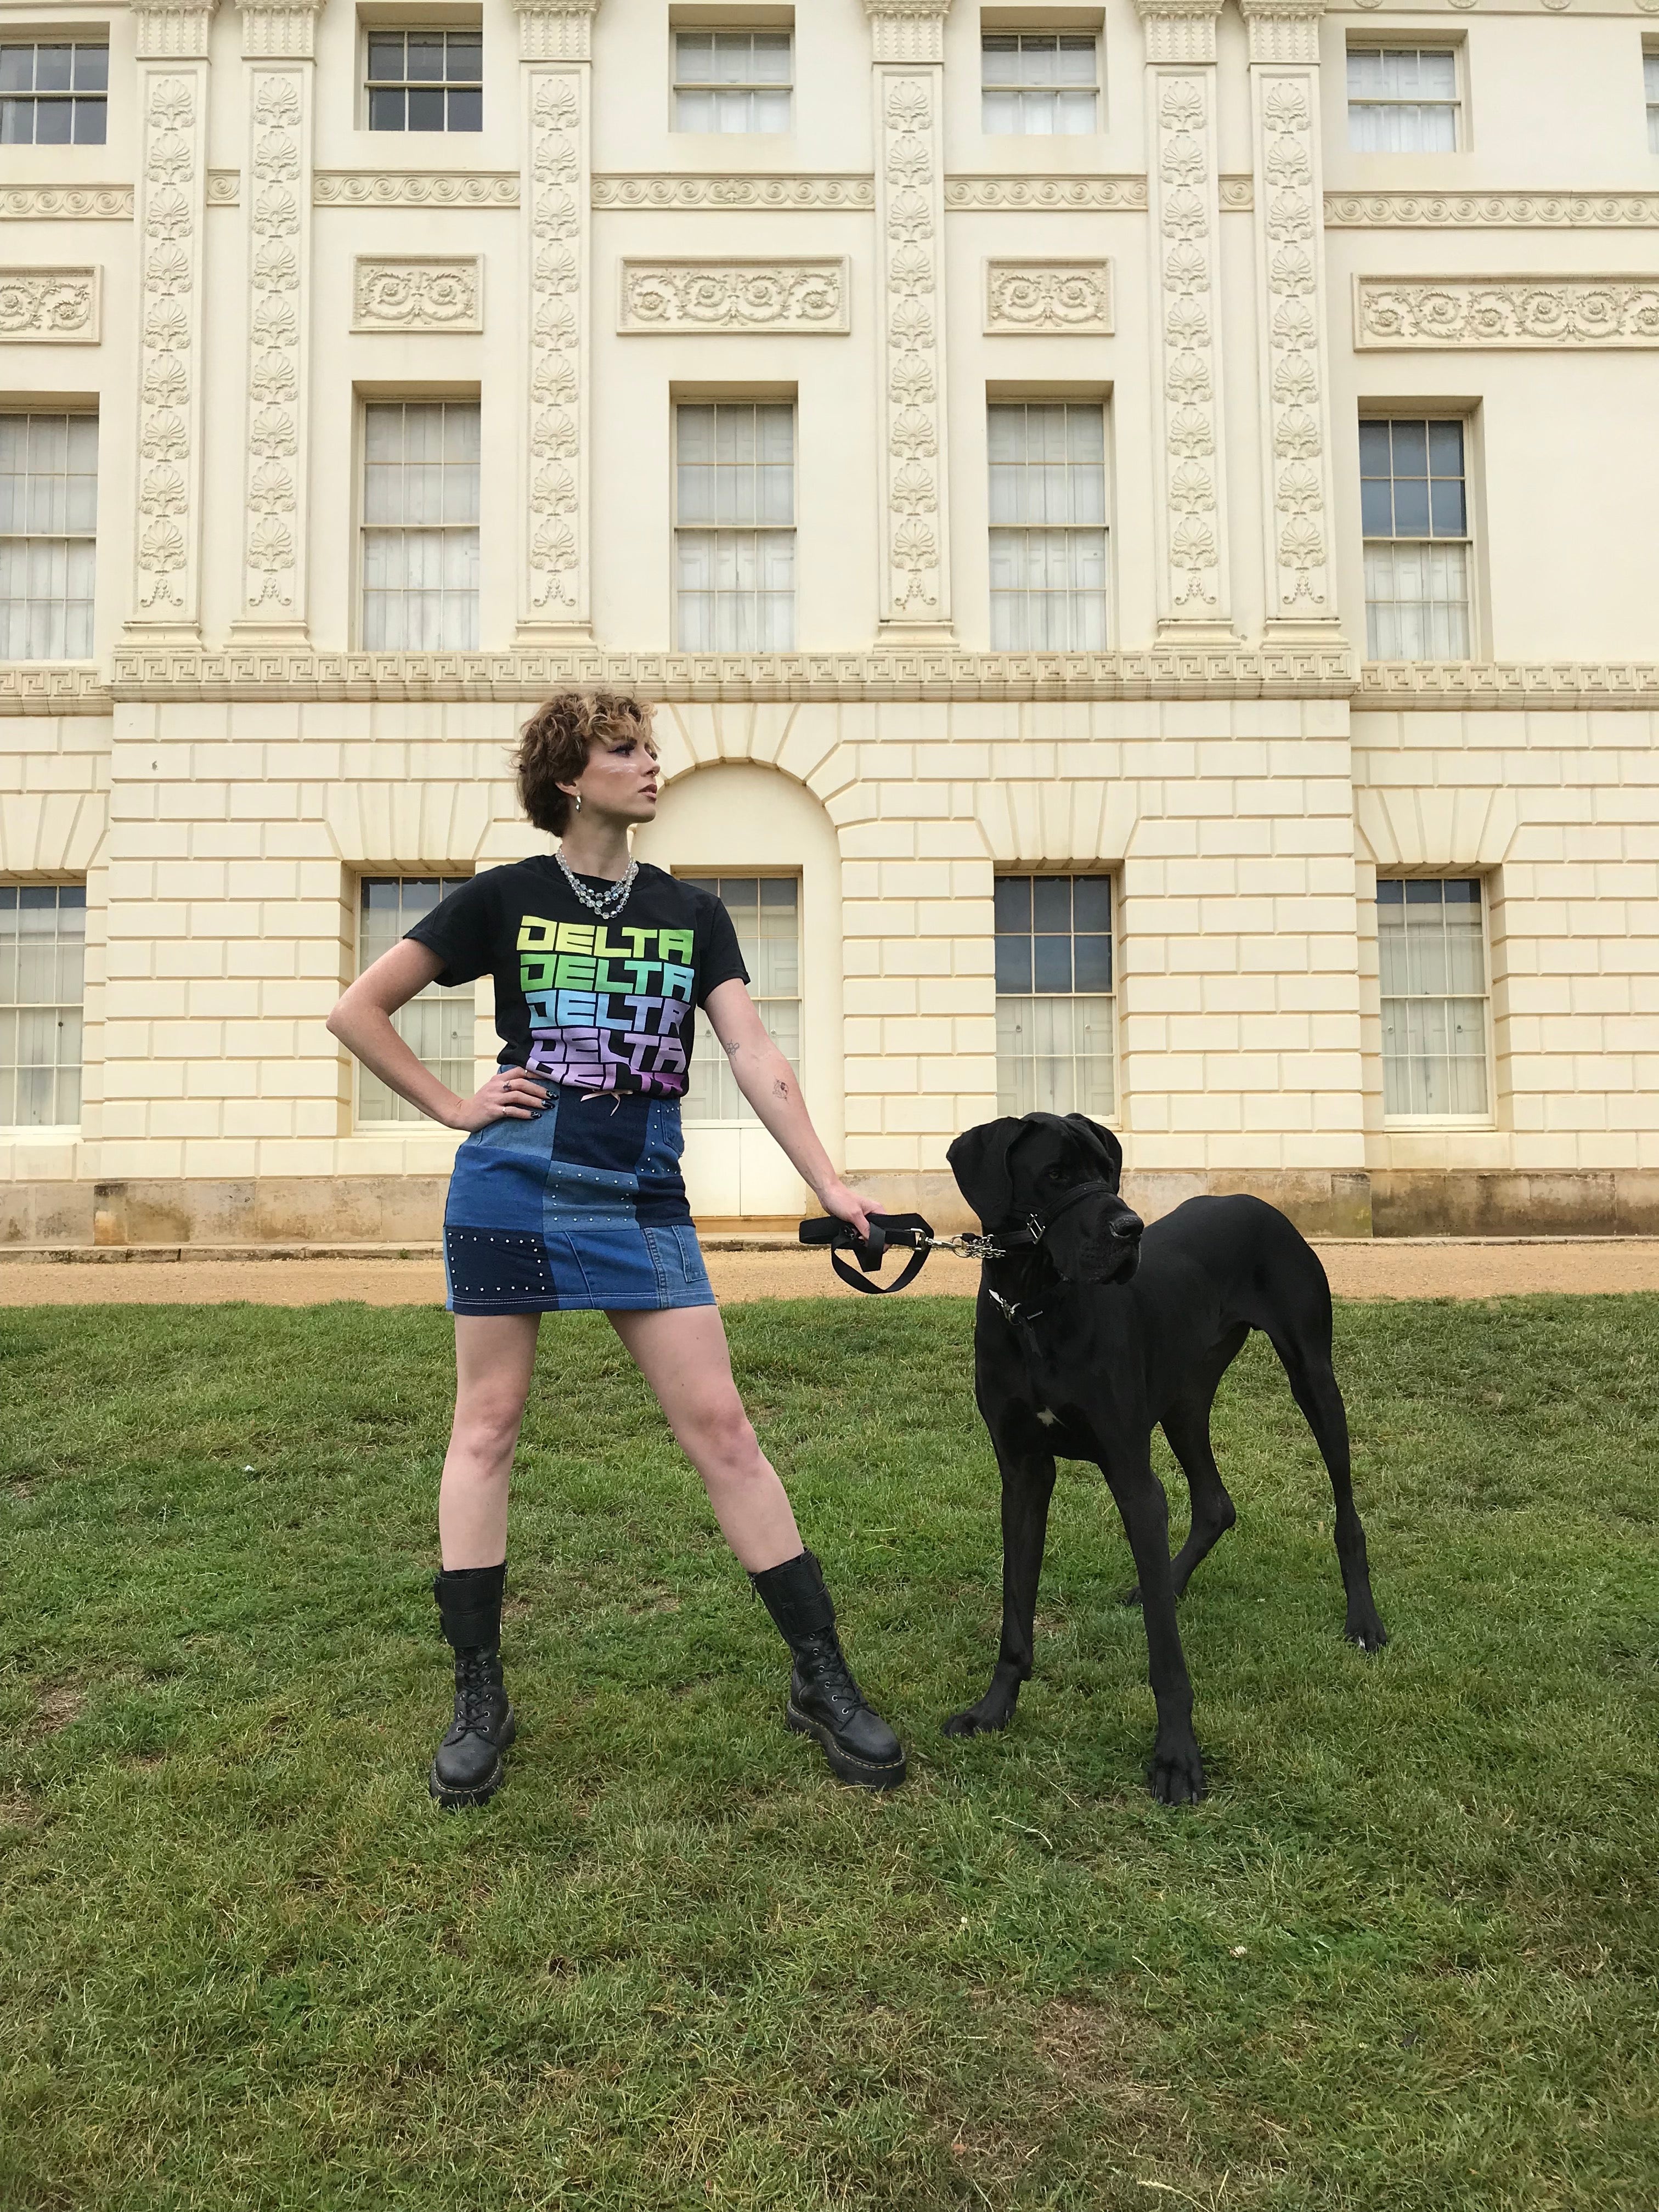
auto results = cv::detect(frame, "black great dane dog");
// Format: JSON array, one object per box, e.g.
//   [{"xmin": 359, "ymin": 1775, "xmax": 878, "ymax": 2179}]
[{"xmin": 943, "ymin": 1111, "xmax": 1387, "ymax": 1804}]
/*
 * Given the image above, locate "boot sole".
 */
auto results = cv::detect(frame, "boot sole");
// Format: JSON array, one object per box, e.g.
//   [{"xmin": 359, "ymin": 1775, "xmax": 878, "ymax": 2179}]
[
  {"xmin": 786, "ymin": 1701, "xmax": 907, "ymax": 1791},
  {"xmin": 429, "ymin": 1708, "xmax": 517, "ymax": 1810}
]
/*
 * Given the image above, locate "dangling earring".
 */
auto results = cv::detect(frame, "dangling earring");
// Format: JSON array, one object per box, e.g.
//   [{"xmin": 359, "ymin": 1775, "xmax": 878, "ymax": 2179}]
[{"xmin": 572, "ymin": 793, "xmax": 582, "ymax": 813}]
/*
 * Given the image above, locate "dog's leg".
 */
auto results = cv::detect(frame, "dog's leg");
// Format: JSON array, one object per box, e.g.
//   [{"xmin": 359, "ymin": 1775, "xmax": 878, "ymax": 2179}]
[
  {"xmin": 1102, "ymin": 1451, "xmax": 1206, "ymax": 1805},
  {"xmin": 1121, "ymin": 1328, "xmax": 1248, "ymax": 1605},
  {"xmin": 1268, "ymin": 1335, "xmax": 1389, "ymax": 1654},
  {"xmin": 942, "ymin": 1437, "xmax": 1057, "ymax": 1738}
]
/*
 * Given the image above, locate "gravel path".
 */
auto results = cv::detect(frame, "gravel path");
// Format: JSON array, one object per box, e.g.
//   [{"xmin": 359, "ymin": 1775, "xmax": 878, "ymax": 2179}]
[{"xmin": 3, "ymin": 1240, "xmax": 1658, "ymax": 1307}]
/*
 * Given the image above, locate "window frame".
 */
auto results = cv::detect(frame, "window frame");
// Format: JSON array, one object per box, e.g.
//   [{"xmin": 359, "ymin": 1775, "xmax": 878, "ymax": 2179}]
[
  {"xmin": 1645, "ymin": 44, "xmax": 1659, "ymax": 156},
  {"xmin": 670, "ymin": 26, "xmax": 794, "ymax": 135},
  {"xmin": 671, "ymin": 396, "xmax": 798, "ymax": 654},
  {"xmin": 985, "ymin": 398, "xmax": 1111, "ymax": 654},
  {"xmin": 0, "ymin": 40, "xmax": 109, "ymax": 147},
  {"xmin": 673, "ymin": 870, "xmax": 803, "ymax": 1127},
  {"xmin": 1346, "ymin": 40, "xmax": 1465, "ymax": 156},
  {"xmin": 353, "ymin": 873, "xmax": 476, "ymax": 1127},
  {"xmin": 1359, "ymin": 411, "xmax": 1478, "ymax": 664},
  {"xmin": 359, "ymin": 18, "xmax": 483, "ymax": 134},
  {"xmin": 979, "ymin": 29, "xmax": 1101, "ymax": 138},
  {"xmin": 356, "ymin": 393, "xmax": 482, "ymax": 653},
  {"xmin": 0, "ymin": 880, "xmax": 87, "ymax": 1133},
  {"xmin": 992, "ymin": 871, "xmax": 1119, "ymax": 1124},
  {"xmin": 1375, "ymin": 873, "xmax": 1496, "ymax": 1127},
  {"xmin": 0, "ymin": 408, "xmax": 99, "ymax": 665}
]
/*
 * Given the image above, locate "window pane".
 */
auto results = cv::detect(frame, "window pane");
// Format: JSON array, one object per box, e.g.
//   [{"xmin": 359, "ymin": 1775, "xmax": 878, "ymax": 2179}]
[
  {"xmin": 1, "ymin": 413, "xmax": 98, "ymax": 661},
  {"xmin": 358, "ymin": 877, "xmax": 474, "ymax": 1122},
  {"xmin": 680, "ymin": 874, "xmax": 802, "ymax": 1124},
  {"xmin": 1378, "ymin": 877, "xmax": 1489, "ymax": 1116},
  {"xmin": 996, "ymin": 874, "xmax": 1115, "ymax": 1114},
  {"xmin": 0, "ymin": 882, "xmax": 85, "ymax": 1126}
]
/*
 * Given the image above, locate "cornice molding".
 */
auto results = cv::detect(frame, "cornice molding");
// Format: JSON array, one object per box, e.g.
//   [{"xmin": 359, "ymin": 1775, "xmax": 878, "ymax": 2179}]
[
  {"xmin": 1326, "ymin": 190, "xmax": 1659, "ymax": 227},
  {"xmin": 593, "ymin": 173, "xmax": 873, "ymax": 208},
  {"xmin": 236, "ymin": 0, "xmax": 324, "ymax": 60},
  {"xmin": 864, "ymin": 0, "xmax": 954, "ymax": 65},
  {"xmin": 945, "ymin": 172, "xmax": 1147, "ymax": 209},
  {"xmin": 13, "ymin": 654, "xmax": 1659, "ymax": 716},
  {"xmin": 1239, "ymin": 0, "xmax": 1324, "ymax": 63},
  {"xmin": 1357, "ymin": 662, "xmax": 1659, "ymax": 709},
  {"xmin": 0, "ymin": 185, "xmax": 133, "ymax": 219}
]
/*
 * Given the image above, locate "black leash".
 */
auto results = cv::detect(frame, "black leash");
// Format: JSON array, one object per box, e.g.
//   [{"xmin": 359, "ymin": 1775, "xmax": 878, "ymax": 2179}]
[{"xmin": 797, "ymin": 1180, "xmax": 1120, "ymax": 1296}]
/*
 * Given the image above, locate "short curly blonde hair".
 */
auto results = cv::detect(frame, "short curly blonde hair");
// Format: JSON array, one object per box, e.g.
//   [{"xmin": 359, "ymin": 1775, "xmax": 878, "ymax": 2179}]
[{"xmin": 514, "ymin": 691, "xmax": 658, "ymax": 837}]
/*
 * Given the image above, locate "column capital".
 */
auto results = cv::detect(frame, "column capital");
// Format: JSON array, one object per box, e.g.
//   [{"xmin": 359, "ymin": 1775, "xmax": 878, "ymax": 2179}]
[
  {"xmin": 1133, "ymin": 0, "xmax": 1224, "ymax": 66},
  {"xmin": 863, "ymin": 0, "xmax": 953, "ymax": 67},
  {"xmin": 131, "ymin": 0, "xmax": 217, "ymax": 61},
  {"xmin": 512, "ymin": 0, "xmax": 600, "ymax": 63},
  {"xmin": 1238, "ymin": 0, "xmax": 1324, "ymax": 66},
  {"xmin": 235, "ymin": 0, "xmax": 324, "ymax": 61}
]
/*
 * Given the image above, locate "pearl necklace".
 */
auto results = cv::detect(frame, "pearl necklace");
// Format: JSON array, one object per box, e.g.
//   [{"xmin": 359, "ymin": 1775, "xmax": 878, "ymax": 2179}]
[{"xmin": 556, "ymin": 848, "xmax": 637, "ymax": 922}]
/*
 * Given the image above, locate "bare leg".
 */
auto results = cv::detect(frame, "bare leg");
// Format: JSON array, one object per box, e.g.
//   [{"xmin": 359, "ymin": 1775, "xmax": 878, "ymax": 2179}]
[
  {"xmin": 438, "ymin": 1312, "xmax": 540, "ymax": 1569},
  {"xmin": 606, "ymin": 1306, "xmax": 802, "ymax": 1572}
]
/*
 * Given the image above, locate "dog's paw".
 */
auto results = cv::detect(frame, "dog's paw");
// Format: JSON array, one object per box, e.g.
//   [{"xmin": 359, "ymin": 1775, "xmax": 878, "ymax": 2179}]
[
  {"xmin": 1147, "ymin": 1739, "xmax": 1206, "ymax": 1806},
  {"xmin": 942, "ymin": 1702, "xmax": 1011, "ymax": 1738},
  {"xmin": 1346, "ymin": 1611, "xmax": 1389, "ymax": 1654}
]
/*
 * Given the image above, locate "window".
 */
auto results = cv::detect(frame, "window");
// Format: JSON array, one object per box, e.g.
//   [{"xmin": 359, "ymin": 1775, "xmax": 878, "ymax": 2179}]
[
  {"xmin": 1361, "ymin": 418, "xmax": 1470, "ymax": 661},
  {"xmin": 981, "ymin": 32, "xmax": 1098, "ymax": 135},
  {"xmin": 988, "ymin": 403, "xmax": 1108, "ymax": 651},
  {"xmin": 361, "ymin": 402, "xmax": 479, "ymax": 651},
  {"xmin": 1347, "ymin": 47, "xmax": 1459, "ymax": 153},
  {"xmin": 679, "ymin": 877, "xmax": 799, "ymax": 1122},
  {"xmin": 1378, "ymin": 879, "xmax": 1489, "ymax": 1117},
  {"xmin": 0, "ymin": 886, "xmax": 84, "ymax": 1128},
  {"xmin": 995, "ymin": 876, "xmax": 1114, "ymax": 1119},
  {"xmin": 1646, "ymin": 50, "xmax": 1658, "ymax": 154},
  {"xmin": 0, "ymin": 42, "xmax": 106, "ymax": 144},
  {"xmin": 357, "ymin": 878, "xmax": 473, "ymax": 1122},
  {"xmin": 365, "ymin": 29, "xmax": 481, "ymax": 132},
  {"xmin": 674, "ymin": 403, "xmax": 794, "ymax": 652},
  {"xmin": 673, "ymin": 30, "xmax": 791, "ymax": 132},
  {"xmin": 1, "ymin": 414, "xmax": 97, "ymax": 661}
]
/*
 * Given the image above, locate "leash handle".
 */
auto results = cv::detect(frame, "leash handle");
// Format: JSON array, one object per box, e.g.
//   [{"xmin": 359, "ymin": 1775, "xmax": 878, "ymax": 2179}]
[{"xmin": 797, "ymin": 1210, "xmax": 936, "ymax": 1294}]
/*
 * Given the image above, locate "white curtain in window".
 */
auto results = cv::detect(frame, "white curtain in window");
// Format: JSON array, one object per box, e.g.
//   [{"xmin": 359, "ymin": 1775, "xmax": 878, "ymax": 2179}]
[{"xmin": 1363, "ymin": 542, "xmax": 1469, "ymax": 660}]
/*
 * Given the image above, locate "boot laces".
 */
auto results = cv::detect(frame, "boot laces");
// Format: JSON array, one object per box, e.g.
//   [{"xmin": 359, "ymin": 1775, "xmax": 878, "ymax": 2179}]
[
  {"xmin": 798, "ymin": 1629, "xmax": 865, "ymax": 1722},
  {"xmin": 454, "ymin": 1647, "xmax": 501, "ymax": 1737}
]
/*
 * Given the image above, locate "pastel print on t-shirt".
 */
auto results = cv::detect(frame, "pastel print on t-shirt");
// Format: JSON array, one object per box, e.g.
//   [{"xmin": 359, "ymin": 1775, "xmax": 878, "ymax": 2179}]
[{"xmin": 518, "ymin": 915, "xmax": 696, "ymax": 1094}]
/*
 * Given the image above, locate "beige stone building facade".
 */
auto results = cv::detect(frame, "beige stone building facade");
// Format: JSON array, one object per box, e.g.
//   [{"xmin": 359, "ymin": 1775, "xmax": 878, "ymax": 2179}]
[{"xmin": 2, "ymin": 0, "xmax": 1657, "ymax": 1245}]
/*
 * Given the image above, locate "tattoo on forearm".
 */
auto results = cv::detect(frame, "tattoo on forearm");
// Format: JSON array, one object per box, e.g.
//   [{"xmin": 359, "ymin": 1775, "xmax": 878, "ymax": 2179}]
[{"xmin": 772, "ymin": 1077, "xmax": 791, "ymax": 1102}]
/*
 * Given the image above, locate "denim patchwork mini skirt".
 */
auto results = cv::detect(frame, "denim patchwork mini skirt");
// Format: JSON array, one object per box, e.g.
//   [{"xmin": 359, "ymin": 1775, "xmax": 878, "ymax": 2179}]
[{"xmin": 443, "ymin": 1086, "xmax": 716, "ymax": 1317}]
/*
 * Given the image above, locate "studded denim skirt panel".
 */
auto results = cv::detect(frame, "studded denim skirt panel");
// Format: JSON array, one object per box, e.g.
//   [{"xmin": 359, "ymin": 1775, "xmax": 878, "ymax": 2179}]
[{"xmin": 443, "ymin": 1086, "xmax": 716, "ymax": 1317}]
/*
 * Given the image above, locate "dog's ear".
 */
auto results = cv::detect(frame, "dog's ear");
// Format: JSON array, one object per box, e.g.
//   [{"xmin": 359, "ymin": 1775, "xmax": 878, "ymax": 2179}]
[
  {"xmin": 947, "ymin": 1118, "xmax": 1026, "ymax": 1228},
  {"xmin": 1063, "ymin": 1114, "xmax": 1124, "ymax": 1192}
]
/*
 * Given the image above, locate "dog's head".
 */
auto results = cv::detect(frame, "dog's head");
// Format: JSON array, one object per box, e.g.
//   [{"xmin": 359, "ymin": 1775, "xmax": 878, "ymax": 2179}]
[{"xmin": 947, "ymin": 1113, "xmax": 1143, "ymax": 1286}]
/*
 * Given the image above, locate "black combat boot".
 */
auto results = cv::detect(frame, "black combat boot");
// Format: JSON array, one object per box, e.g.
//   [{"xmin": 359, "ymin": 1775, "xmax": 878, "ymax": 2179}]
[
  {"xmin": 750, "ymin": 1550, "xmax": 907, "ymax": 1791},
  {"xmin": 430, "ymin": 1562, "xmax": 516, "ymax": 1810}
]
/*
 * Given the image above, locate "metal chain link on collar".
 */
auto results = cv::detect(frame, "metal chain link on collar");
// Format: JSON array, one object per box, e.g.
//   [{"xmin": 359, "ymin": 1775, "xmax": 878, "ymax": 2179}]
[{"xmin": 555, "ymin": 848, "xmax": 638, "ymax": 922}]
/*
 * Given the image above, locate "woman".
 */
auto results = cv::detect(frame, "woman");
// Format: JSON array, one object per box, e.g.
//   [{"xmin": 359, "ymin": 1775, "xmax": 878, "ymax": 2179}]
[{"xmin": 327, "ymin": 691, "xmax": 906, "ymax": 1805}]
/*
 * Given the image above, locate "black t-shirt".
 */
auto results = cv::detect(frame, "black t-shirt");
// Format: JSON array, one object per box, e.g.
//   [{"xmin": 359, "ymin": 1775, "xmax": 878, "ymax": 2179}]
[{"xmin": 405, "ymin": 857, "xmax": 749, "ymax": 1099}]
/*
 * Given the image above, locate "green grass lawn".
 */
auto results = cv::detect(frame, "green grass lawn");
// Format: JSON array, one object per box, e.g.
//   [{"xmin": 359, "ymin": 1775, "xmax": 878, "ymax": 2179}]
[{"xmin": 2, "ymin": 1293, "xmax": 1656, "ymax": 2212}]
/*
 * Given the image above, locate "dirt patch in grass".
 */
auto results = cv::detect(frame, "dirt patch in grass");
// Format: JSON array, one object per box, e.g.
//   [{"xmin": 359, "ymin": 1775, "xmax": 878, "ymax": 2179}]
[{"xmin": 32, "ymin": 1686, "xmax": 83, "ymax": 1734}]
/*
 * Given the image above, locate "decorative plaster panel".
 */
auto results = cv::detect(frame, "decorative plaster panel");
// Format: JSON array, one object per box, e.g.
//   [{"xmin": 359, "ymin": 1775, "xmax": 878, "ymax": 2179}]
[
  {"xmin": 863, "ymin": 1, "xmax": 952, "ymax": 66},
  {"xmin": 1144, "ymin": 27, "xmax": 1232, "ymax": 628},
  {"xmin": 984, "ymin": 259, "xmax": 1112, "ymax": 334},
  {"xmin": 1356, "ymin": 276, "xmax": 1659, "ymax": 347},
  {"xmin": 594, "ymin": 173, "xmax": 873, "ymax": 208},
  {"xmin": 239, "ymin": 65, "xmax": 311, "ymax": 630},
  {"xmin": 0, "ymin": 187, "xmax": 132, "ymax": 220},
  {"xmin": 130, "ymin": 66, "xmax": 209, "ymax": 633},
  {"xmin": 131, "ymin": 0, "xmax": 216, "ymax": 59},
  {"xmin": 0, "ymin": 268, "xmax": 100, "ymax": 342},
  {"xmin": 1219, "ymin": 175, "xmax": 1254, "ymax": 210},
  {"xmin": 1246, "ymin": 50, "xmax": 1340, "ymax": 629},
  {"xmin": 206, "ymin": 167, "xmax": 239, "ymax": 204},
  {"xmin": 316, "ymin": 170, "xmax": 518, "ymax": 205},
  {"xmin": 238, "ymin": 0, "xmax": 323, "ymax": 59},
  {"xmin": 619, "ymin": 259, "xmax": 847, "ymax": 332},
  {"xmin": 873, "ymin": 65, "xmax": 951, "ymax": 631},
  {"xmin": 945, "ymin": 174, "xmax": 1146, "ymax": 210},
  {"xmin": 1327, "ymin": 191, "xmax": 1659, "ymax": 228},
  {"xmin": 1240, "ymin": 0, "xmax": 1322, "ymax": 63},
  {"xmin": 522, "ymin": 66, "xmax": 589, "ymax": 631},
  {"xmin": 513, "ymin": 0, "xmax": 600, "ymax": 62},
  {"xmin": 1135, "ymin": 0, "xmax": 1221, "ymax": 65},
  {"xmin": 352, "ymin": 256, "xmax": 482, "ymax": 330}
]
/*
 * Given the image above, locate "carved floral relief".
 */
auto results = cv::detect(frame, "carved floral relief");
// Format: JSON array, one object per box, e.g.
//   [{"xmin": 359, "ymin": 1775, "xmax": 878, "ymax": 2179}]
[
  {"xmin": 1150, "ymin": 72, "xmax": 1224, "ymax": 616},
  {"xmin": 619, "ymin": 261, "xmax": 846, "ymax": 332},
  {"xmin": 241, "ymin": 71, "xmax": 308, "ymax": 620},
  {"xmin": 1256, "ymin": 75, "xmax": 1332, "ymax": 614},
  {"xmin": 353, "ymin": 258, "xmax": 482, "ymax": 330},
  {"xmin": 133, "ymin": 71, "xmax": 205, "ymax": 621},
  {"xmin": 1357, "ymin": 278, "xmax": 1659, "ymax": 347},
  {"xmin": 0, "ymin": 269, "xmax": 99, "ymax": 341},
  {"xmin": 876, "ymin": 71, "xmax": 948, "ymax": 624},
  {"xmin": 984, "ymin": 261, "xmax": 1111, "ymax": 334},
  {"xmin": 526, "ymin": 71, "xmax": 583, "ymax": 621}
]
